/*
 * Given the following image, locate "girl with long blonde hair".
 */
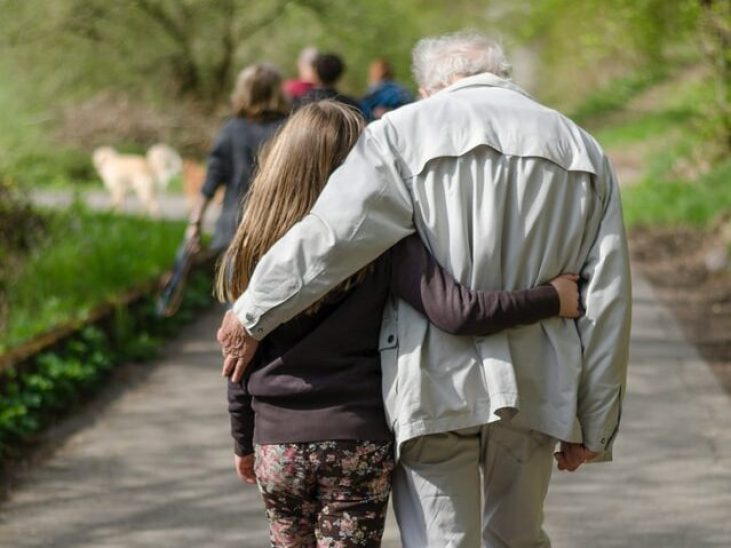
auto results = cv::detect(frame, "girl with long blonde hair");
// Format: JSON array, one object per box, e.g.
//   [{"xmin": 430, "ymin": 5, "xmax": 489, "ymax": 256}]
[{"xmin": 220, "ymin": 101, "xmax": 581, "ymax": 546}]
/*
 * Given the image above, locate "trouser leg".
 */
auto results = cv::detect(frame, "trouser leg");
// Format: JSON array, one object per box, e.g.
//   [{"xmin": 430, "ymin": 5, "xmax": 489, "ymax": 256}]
[
  {"xmin": 255, "ymin": 444, "xmax": 318, "ymax": 548},
  {"xmin": 392, "ymin": 426, "xmax": 482, "ymax": 548},
  {"xmin": 481, "ymin": 421, "xmax": 555, "ymax": 548},
  {"xmin": 315, "ymin": 441, "xmax": 395, "ymax": 548}
]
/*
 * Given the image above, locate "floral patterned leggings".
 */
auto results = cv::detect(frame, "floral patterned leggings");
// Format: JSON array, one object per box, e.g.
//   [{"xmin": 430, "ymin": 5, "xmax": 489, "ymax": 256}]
[{"xmin": 254, "ymin": 441, "xmax": 395, "ymax": 547}]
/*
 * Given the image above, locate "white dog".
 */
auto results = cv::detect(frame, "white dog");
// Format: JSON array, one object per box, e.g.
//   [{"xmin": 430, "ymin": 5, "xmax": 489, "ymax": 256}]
[
  {"xmin": 92, "ymin": 143, "xmax": 182, "ymax": 216},
  {"xmin": 146, "ymin": 143, "xmax": 183, "ymax": 190}
]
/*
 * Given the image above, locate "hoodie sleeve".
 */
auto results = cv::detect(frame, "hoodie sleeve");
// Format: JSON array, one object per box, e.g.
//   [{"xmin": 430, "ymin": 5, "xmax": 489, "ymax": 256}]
[
  {"xmin": 227, "ymin": 377, "xmax": 254, "ymax": 456},
  {"xmin": 390, "ymin": 234, "xmax": 560, "ymax": 335}
]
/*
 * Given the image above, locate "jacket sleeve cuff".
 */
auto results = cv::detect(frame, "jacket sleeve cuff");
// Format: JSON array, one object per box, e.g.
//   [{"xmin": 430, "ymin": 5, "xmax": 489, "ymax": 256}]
[
  {"xmin": 587, "ymin": 449, "xmax": 613, "ymax": 463},
  {"xmin": 234, "ymin": 439, "xmax": 254, "ymax": 457},
  {"xmin": 579, "ymin": 384, "xmax": 623, "ymax": 463},
  {"xmin": 581, "ymin": 429, "xmax": 615, "ymax": 463},
  {"xmin": 233, "ymin": 292, "xmax": 278, "ymax": 341}
]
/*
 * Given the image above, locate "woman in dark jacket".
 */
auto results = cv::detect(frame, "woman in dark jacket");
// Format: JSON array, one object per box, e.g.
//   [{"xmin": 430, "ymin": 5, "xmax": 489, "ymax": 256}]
[{"xmin": 187, "ymin": 63, "xmax": 289, "ymax": 252}]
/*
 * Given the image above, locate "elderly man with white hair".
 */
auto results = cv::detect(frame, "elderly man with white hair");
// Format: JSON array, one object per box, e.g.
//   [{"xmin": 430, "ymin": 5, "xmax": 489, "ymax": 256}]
[{"xmin": 218, "ymin": 32, "xmax": 631, "ymax": 547}]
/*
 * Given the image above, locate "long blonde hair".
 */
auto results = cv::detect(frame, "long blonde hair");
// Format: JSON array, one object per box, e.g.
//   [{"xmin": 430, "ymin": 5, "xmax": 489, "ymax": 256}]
[{"xmin": 215, "ymin": 101, "xmax": 366, "ymax": 308}]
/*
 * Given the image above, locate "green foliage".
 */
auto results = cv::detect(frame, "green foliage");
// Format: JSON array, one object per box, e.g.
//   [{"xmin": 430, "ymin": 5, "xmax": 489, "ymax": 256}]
[
  {"xmin": 593, "ymin": 67, "xmax": 731, "ymax": 229},
  {"xmin": 0, "ymin": 176, "xmax": 47, "ymax": 335},
  {"xmin": 251, "ymin": 0, "xmax": 487, "ymax": 95},
  {"xmin": 0, "ymin": 326, "xmax": 113, "ymax": 450},
  {"xmin": 0, "ymin": 0, "xmax": 486, "ymax": 106},
  {"xmin": 9, "ymin": 149, "xmax": 97, "ymax": 188},
  {"xmin": 622, "ymin": 157, "xmax": 731, "ymax": 228},
  {"xmin": 1, "ymin": 204, "xmax": 186, "ymax": 352},
  {"xmin": 0, "ymin": 0, "xmax": 492, "ymax": 183},
  {"xmin": 0, "ymin": 177, "xmax": 46, "ymax": 255},
  {"xmin": 593, "ymin": 108, "xmax": 695, "ymax": 149},
  {"xmin": 0, "ymin": 271, "xmax": 214, "ymax": 457},
  {"xmin": 571, "ymin": 68, "xmax": 669, "ymax": 125},
  {"xmin": 510, "ymin": 0, "xmax": 701, "ymax": 110},
  {"xmin": 0, "ymin": 58, "xmax": 95, "ymax": 188},
  {"xmin": 588, "ymin": 69, "xmax": 715, "ymax": 146}
]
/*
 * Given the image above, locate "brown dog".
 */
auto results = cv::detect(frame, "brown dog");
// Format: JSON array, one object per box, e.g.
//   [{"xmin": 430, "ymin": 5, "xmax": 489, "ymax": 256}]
[{"xmin": 182, "ymin": 159, "xmax": 224, "ymax": 211}]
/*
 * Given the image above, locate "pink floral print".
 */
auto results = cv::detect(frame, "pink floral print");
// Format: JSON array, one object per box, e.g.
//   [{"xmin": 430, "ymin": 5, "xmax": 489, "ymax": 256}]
[{"xmin": 254, "ymin": 441, "xmax": 394, "ymax": 547}]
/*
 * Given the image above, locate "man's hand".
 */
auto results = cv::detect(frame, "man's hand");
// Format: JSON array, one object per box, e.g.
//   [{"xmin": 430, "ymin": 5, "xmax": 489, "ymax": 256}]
[
  {"xmin": 235, "ymin": 454, "xmax": 256, "ymax": 485},
  {"xmin": 217, "ymin": 310, "xmax": 259, "ymax": 382},
  {"xmin": 554, "ymin": 442, "xmax": 600, "ymax": 472}
]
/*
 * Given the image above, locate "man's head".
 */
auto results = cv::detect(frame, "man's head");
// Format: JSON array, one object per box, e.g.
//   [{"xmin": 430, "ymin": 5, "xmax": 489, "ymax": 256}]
[
  {"xmin": 412, "ymin": 32, "xmax": 511, "ymax": 97},
  {"xmin": 297, "ymin": 46, "xmax": 318, "ymax": 83},
  {"xmin": 314, "ymin": 53, "xmax": 345, "ymax": 87}
]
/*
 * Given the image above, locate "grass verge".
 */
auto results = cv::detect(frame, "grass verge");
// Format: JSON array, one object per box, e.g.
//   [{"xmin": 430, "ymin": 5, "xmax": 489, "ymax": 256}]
[
  {"xmin": 1, "ymin": 202, "xmax": 186, "ymax": 353},
  {"xmin": 577, "ymin": 67, "xmax": 728, "ymax": 230},
  {"xmin": 622, "ymin": 157, "xmax": 731, "ymax": 228},
  {"xmin": 571, "ymin": 67, "xmax": 668, "ymax": 126}
]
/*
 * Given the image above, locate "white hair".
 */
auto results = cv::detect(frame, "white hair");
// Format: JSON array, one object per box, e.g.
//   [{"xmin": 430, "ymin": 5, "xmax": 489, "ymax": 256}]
[{"xmin": 412, "ymin": 32, "xmax": 511, "ymax": 94}]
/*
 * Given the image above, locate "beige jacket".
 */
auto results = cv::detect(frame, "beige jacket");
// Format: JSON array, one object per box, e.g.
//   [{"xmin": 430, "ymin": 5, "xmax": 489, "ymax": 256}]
[{"xmin": 233, "ymin": 73, "xmax": 632, "ymax": 460}]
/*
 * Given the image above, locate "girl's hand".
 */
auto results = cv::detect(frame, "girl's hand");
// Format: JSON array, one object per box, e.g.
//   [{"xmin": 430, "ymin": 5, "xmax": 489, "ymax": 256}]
[
  {"xmin": 235, "ymin": 453, "xmax": 256, "ymax": 485},
  {"xmin": 549, "ymin": 274, "xmax": 581, "ymax": 318}
]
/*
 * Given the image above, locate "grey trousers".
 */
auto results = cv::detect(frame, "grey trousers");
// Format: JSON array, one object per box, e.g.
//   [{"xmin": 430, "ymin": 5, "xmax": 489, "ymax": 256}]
[{"xmin": 392, "ymin": 421, "xmax": 555, "ymax": 548}]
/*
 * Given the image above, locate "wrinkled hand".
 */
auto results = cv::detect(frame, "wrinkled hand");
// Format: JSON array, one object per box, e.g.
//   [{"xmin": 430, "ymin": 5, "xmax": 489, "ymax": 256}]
[
  {"xmin": 234, "ymin": 453, "xmax": 256, "ymax": 485},
  {"xmin": 217, "ymin": 310, "xmax": 259, "ymax": 382},
  {"xmin": 554, "ymin": 442, "xmax": 600, "ymax": 472},
  {"xmin": 549, "ymin": 273, "xmax": 582, "ymax": 318}
]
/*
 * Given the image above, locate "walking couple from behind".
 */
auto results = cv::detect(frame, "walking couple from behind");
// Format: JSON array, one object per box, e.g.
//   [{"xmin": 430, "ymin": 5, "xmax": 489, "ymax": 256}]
[{"xmin": 217, "ymin": 32, "xmax": 631, "ymax": 548}]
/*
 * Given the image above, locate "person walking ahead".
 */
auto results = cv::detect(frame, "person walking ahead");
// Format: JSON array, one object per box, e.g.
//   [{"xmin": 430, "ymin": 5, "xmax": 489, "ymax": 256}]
[
  {"xmin": 186, "ymin": 63, "xmax": 288, "ymax": 252},
  {"xmin": 360, "ymin": 58, "xmax": 413, "ymax": 121},
  {"xmin": 219, "ymin": 32, "xmax": 631, "ymax": 547},
  {"xmin": 293, "ymin": 53, "xmax": 363, "ymax": 115}
]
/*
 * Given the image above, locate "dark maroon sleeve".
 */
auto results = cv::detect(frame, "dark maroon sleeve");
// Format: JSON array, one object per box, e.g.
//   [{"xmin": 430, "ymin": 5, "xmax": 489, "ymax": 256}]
[
  {"xmin": 390, "ymin": 235, "xmax": 560, "ymax": 336},
  {"xmin": 227, "ymin": 378, "xmax": 254, "ymax": 456}
]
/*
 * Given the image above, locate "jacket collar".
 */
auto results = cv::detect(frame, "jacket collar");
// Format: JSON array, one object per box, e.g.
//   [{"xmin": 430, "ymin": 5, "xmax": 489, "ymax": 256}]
[{"xmin": 441, "ymin": 72, "xmax": 534, "ymax": 99}]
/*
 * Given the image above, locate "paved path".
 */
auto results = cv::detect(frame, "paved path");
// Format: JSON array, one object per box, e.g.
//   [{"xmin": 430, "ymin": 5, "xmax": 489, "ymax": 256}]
[
  {"xmin": 30, "ymin": 188, "xmax": 220, "ymax": 231},
  {"xmin": 1, "ymin": 273, "xmax": 730, "ymax": 547},
  {"xmin": 545, "ymin": 275, "xmax": 731, "ymax": 547}
]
